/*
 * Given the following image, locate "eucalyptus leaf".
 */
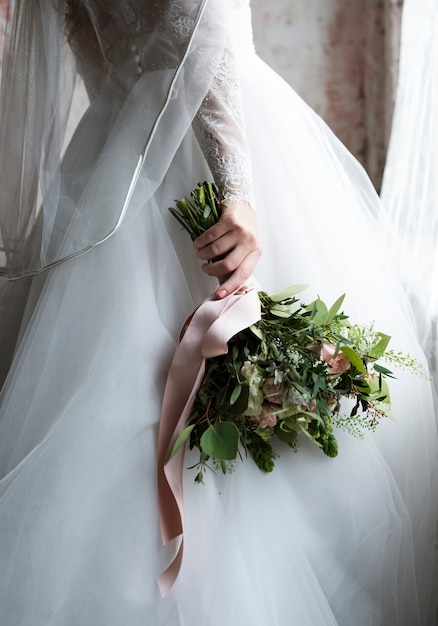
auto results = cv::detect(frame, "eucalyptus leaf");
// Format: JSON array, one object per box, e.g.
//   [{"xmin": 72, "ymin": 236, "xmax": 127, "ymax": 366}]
[
  {"xmin": 308, "ymin": 299, "xmax": 328, "ymax": 325},
  {"xmin": 200, "ymin": 423, "xmax": 240, "ymax": 460},
  {"xmin": 169, "ymin": 425, "xmax": 195, "ymax": 460},
  {"xmin": 270, "ymin": 304, "xmax": 295, "ymax": 318},
  {"xmin": 325, "ymin": 294, "xmax": 345, "ymax": 324},
  {"xmin": 250, "ymin": 324, "xmax": 264, "ymax": 340},
  {"xmin": 228, "ymin": 384, "xmax": 249, "ymax": 415},
  {"xmin": 230, "ymin": 384, "xmax": 242, "ymax": 405},
  {"xmin": 269, "ymin": 284, "xmax": 308, "ymax": 303}
]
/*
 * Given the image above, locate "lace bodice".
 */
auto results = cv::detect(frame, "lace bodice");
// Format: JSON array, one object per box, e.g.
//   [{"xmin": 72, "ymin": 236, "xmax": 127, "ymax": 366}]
[{"xmin": 70, "ymin": 0, "xmax": 255, "ymax": 206}]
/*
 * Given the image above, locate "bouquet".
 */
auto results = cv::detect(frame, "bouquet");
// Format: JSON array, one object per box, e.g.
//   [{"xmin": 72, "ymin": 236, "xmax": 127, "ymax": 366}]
[{"xmin": 168, "ymin": 182, "xmax": 423, "ymax": 483}]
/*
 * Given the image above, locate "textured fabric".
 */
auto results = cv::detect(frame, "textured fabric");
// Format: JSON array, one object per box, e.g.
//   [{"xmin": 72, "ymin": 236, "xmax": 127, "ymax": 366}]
[{"xmin": 0, "ymin": 2, "xmax": 437, "ymax": 625}]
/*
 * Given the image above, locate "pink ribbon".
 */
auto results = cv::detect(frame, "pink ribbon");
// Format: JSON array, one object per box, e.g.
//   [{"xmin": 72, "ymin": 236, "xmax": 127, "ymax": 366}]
[{"xmin": 157, "ymin": 278, "xmax": 261, "ymax": 596}]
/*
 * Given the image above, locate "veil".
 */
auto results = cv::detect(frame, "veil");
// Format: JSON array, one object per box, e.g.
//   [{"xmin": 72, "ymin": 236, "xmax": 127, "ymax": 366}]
[
  {"xmin": 0, "ymin": 0, "xmax": 228, "ymax": 381},
  {"xmin": 381, "ymin": 0, "xmax": 438, "ymax": 381}
]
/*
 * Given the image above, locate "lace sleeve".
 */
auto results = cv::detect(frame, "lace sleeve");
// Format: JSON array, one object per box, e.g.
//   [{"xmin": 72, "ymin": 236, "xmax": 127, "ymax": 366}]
[{"xmin": 192, "ymin": 43, "xmax": 255, "ymax": 207}]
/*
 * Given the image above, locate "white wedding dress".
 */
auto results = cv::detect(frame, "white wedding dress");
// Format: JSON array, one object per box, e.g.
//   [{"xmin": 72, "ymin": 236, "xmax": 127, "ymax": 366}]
[{"xmin": 0, "ymin": 1, "xmax": 437, "ymax": 625}]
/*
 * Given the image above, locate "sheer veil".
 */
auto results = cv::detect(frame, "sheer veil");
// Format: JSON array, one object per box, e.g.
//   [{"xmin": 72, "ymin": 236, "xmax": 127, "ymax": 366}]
[
  {"xmin": 381, "ymin": 0, "xmax": 438, "ymax": 383},
  {"xmin": 0, "ymin": 0, "xmax": 226, "ymax": 381}
]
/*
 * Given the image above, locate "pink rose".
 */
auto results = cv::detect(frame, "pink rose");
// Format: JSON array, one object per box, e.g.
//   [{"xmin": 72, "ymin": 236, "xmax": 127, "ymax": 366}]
[
  {"xmin": 257, "ymin": 403, "xmax": 278, "ymax": 428},
  {"xmin": 309, "ymin": 342, "xmax": 351, "ymax": 375},
  {"xmin": 262, "ymin": 378, "xmax": 286, "ymax": 404}
]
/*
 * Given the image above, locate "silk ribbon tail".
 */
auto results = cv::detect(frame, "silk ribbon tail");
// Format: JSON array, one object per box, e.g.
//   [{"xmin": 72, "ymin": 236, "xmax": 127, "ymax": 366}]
[{"xmin": 157, "ymin": 278, "xmax": 261, "ymax": 594}]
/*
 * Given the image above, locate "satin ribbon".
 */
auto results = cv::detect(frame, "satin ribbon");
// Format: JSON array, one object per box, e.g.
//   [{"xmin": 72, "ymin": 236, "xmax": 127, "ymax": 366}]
[{"xmin": 157, "ymin": 278, "xmax": 261, "ymax": 597}]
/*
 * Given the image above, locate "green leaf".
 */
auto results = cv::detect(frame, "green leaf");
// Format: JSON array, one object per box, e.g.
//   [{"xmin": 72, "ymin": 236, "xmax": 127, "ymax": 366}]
[
  {"xmin": 250, "ymin": 324, "xmax": 264, "ymax": 340},
  {"xmin": 325, "ymin": 294, "xmax": 345, "ymax": 324},
  {"xmin": 230, "ymin": 384, "xmax": 242, "ymax": 405},
  {"xmin": 373, "ymin": 363, "xmax": 395, "ymax": 378},
  {"xmin": 276, "ymin": 425, "xmax": 298, "ymax": 444},
  {"xmin": 200, "ymin": 423, "xmax": 240, "ymax": 460},
  {"xmin": 269, "ymin": 284, "xmax": 308, "ymax": 302},
  {"xmin": 299, "ymin": 426, "xmax": 324, "ymax": 448},
  {"xmin": 352, "ymin": 378, "xmax": 372, "ymax": 395},
  {"xmin": 203, "ymin": 203, "xmax": 212, "ymax": 219},
  {"xmin": 228, "ymin": 384, "xmax": 249, "ymax": 416},
  {"xmin": 341, "ymin": 345, "xmax": 367, "ymax": 375},
  {"xmin": 299, "ymin": 410, "xmax": 325, "ymax": 427},
  {"xmin": 169, "ymin": 425, "xmax": 195, "ymax": 460},
  {"xmin": 308, "ymin": 299, "xmax": 328, "ymax": 325},
  {"xmin": 270, "ymin": 304, "xmax": 295, "ymax": 318},
  {"xmin": 369, "ymin": 332, "xmax": 391, "ymax": 359},
  {"xmin": 364, "ymin": 376, "xmax": 390, "ymax": 403}
]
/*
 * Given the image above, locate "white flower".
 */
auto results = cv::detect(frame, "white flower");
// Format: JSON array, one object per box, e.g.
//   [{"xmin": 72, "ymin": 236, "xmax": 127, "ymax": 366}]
[
  {"xmin": 343, "ymin": 323, "xmax": 379, "ymax": 356},
  {"xmin": 240, "ymin": 361, "xmax": 264, "ymax": 416},
  {"xmin": 286, "ymin": 348, "xmax": 301, "ymax": 367},
  {"xmin": 266, "ymin": 362, "xmax": 284, "ymax": 385}
]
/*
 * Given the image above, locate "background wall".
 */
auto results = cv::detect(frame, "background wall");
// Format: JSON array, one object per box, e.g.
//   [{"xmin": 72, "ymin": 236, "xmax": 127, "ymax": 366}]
[{"xmin": 251, "ymin": 0, "xmax": 403, "ymax": 189}]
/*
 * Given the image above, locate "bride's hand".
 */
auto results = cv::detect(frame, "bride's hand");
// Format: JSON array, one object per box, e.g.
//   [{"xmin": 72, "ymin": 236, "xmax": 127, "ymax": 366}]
[{"xmin": 193, "ymin": 200, "xmax": 262, "ymax": 299}]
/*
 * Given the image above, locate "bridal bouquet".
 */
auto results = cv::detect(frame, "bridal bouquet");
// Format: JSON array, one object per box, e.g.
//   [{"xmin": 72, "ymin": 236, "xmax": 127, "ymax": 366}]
[{"xmin": 167, "ymin": 182, "xmax": 420, "ymax": 483}]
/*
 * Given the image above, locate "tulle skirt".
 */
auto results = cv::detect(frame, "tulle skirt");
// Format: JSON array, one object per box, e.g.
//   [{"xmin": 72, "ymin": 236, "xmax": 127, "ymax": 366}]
[{"xmin": 0, "ymin": 52, "xmax": 437, "ymax": 625}]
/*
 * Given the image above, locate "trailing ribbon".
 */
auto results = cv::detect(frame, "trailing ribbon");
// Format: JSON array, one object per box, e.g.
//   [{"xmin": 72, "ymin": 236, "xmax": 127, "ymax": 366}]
[{"xmin": 157, "ymin": 278, "xmax": 261, "ymax": 596}]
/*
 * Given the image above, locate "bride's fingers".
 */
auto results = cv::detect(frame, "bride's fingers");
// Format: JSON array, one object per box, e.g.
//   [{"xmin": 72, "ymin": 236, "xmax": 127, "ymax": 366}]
[
  {"xmin": 193, "ymin": 200, "xmax": 258, "ymax": 257},
  {"xmin": 200, "ymin": 235, "xmax": 259, "ymax": 278},
  {"xmin": 193, "ymin": 219, "xmax": 231, "ymax": 253},
  {"xmin": 200, "ymin": 242, "xmax": 261, "ymax": 296},
  {"xmin": 215, "ymin": 249, "xmax": 261, "ymax": 298},
  {"xmin": 193, "ymin": 199, "xmax": 262, "ymax": 295},
  {"xmin": 194, "ymin": 231, "xmax": 239, "ymax": 261}
]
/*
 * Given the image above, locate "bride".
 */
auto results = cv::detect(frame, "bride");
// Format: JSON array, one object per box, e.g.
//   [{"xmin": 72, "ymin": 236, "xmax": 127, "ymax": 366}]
[{"xmin": 0, "ymin": 1, "xmax": 437, "ymax": 624}]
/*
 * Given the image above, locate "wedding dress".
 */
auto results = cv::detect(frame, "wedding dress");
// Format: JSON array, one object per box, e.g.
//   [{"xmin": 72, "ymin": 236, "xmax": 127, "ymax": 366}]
[{"xmin": 0, "ymin": 1, "xmax": 437, "ymax": 625}]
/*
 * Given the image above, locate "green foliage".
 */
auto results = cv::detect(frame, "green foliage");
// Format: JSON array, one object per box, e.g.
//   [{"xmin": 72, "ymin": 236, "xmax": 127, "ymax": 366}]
[
  {"xmin": 169, "ymin": 182, "xmax": 222, "ymax": 241},
  {"xmin": 200, "ymin": 423, "xmax": 240, "ymax": 460},
  {"xmin": 169, "ymin": 182, "xmax": 422, "ymax": 484},
  {"xmin": 249, "ymin": 436, "xmax": 277, "ymax": 473}
]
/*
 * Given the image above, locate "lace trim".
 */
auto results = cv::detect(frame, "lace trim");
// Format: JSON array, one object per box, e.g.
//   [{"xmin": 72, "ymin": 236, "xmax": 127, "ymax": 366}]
[
  {"xmin": 118, "ymin": 0, "xmax": 197, "ymax": 41},
  {"xmin": 193, "ymin": 46, "xmax": 255, "ymax": 206},
  {"xmin": 194, "ymin": 112, "xmax": 254, "ymax": 203},
  {"xmin": 208, "ymin": 49, "xmax": 244, "ymax": 122}
]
